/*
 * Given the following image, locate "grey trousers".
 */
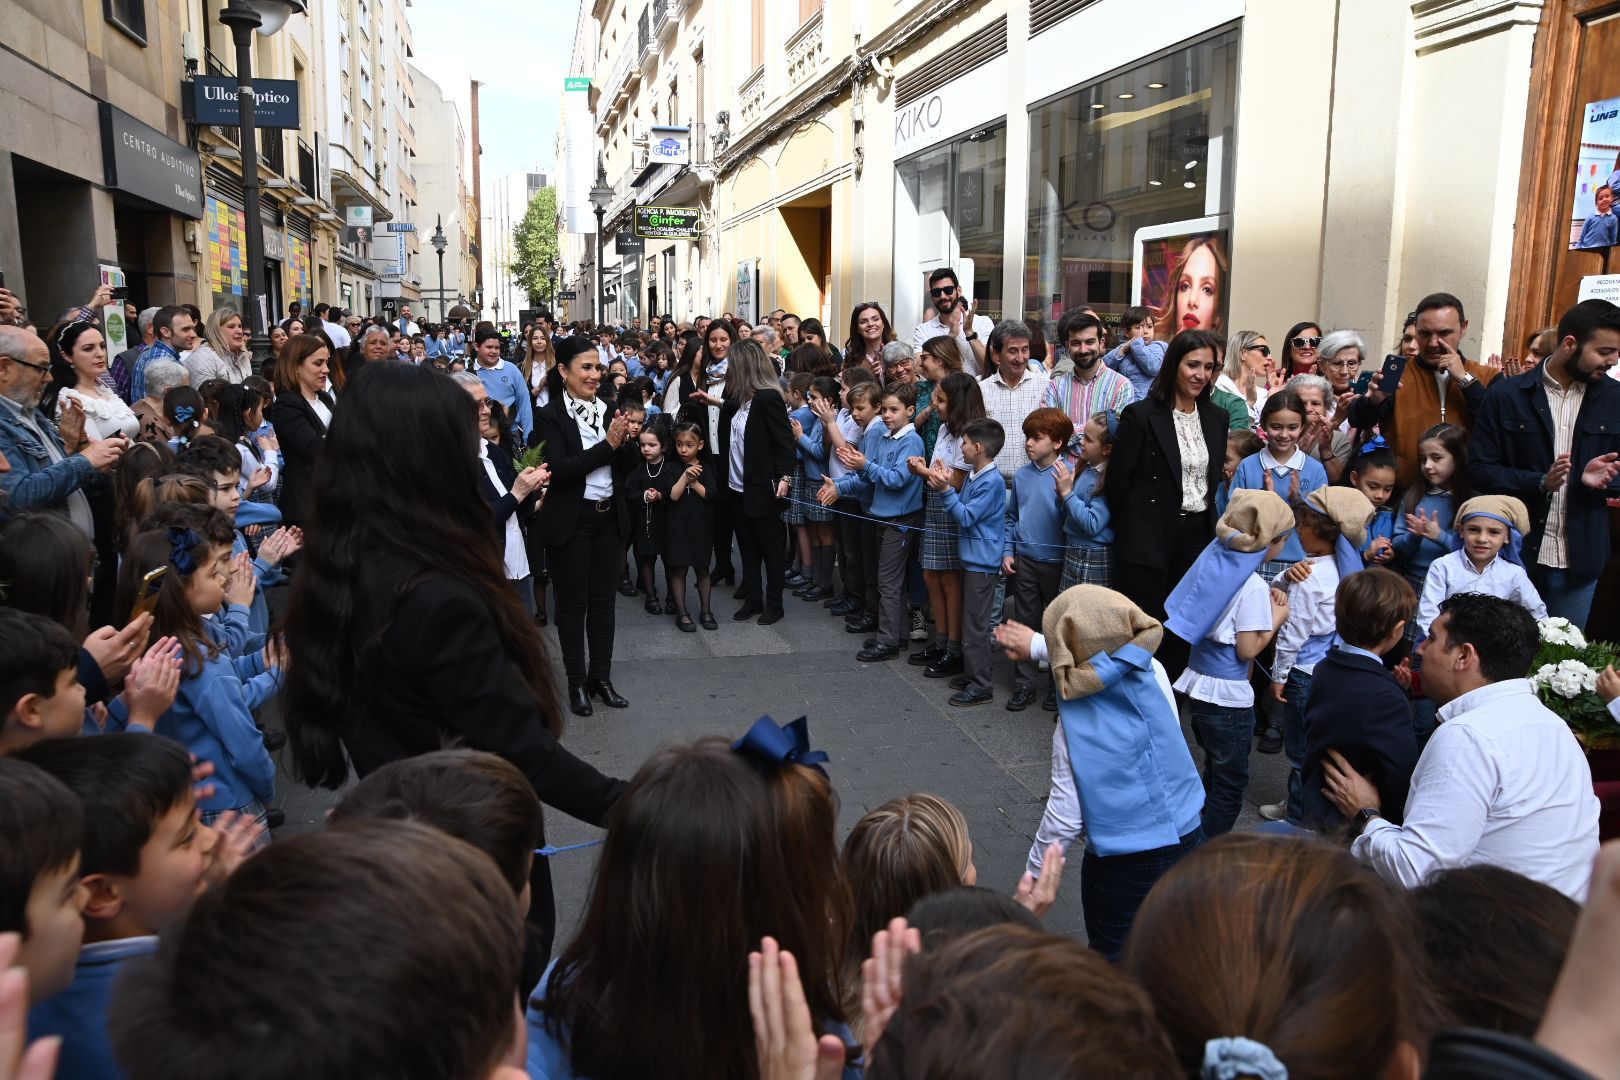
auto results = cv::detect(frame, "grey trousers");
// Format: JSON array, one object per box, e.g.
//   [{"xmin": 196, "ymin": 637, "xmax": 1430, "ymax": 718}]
[
  {"xmin": 876, "ymin": 512, "xmax": 923, "ymax": 648},
  {"xmin": 962, "ymin": 569, "xmax": 999, "ymax": 694},
  {"xmin": 1012, "ymin": 553, "xmax": 1063, "ymax": 689}
]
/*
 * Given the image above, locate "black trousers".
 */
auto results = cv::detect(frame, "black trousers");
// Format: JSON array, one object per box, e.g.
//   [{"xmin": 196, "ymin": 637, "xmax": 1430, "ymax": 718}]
[
  {"xmin": 732, "ymin": 490, "xmax": 787, "ymax": 612},
  {"xmin": 546, "ymin": 501, "xmax": 622, "ymax": 685},
  {"xmin": 1116, "ymin": 508, "xmax": 1212, "ymax": 681}
]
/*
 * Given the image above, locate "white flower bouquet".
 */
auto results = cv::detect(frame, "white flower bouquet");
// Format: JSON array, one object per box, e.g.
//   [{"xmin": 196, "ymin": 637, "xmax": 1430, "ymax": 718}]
[{"xmin": 1531, "ymin": 618, "xmax": 1620, "ymax": 746}]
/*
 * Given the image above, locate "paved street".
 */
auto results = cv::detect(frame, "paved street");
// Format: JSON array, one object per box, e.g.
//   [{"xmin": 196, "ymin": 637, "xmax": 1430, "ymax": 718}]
[{"xmin": 273, "ymin": 580, "xmax": 1289, "ymax": 944}]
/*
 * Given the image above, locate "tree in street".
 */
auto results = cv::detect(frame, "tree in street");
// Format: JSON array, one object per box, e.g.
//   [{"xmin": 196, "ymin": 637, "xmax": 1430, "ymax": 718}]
[{"xmin": 510, "ymin": 187, "xmax": 560, "ymax": 307}]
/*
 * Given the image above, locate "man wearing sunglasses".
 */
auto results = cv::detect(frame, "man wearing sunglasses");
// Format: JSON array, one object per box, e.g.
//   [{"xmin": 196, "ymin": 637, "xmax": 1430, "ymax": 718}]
[
  {"xmin": 910, "ymin": 267, "xmax": 992, "ymax": 376},
  {"xmin": 1347, "ymin": 291, "xmax": 1498, "ymax": 489}
]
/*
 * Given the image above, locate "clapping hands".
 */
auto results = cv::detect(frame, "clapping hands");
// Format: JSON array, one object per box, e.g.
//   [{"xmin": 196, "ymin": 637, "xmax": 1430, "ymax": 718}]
[{"xmin": 1404, "ymin": 507, "xmax": 1443, "ymax": 541}]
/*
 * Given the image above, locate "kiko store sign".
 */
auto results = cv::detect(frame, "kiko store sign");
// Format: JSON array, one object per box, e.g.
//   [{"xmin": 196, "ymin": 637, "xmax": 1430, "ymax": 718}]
[
  {"xmin": 99, "ymin": 104, "xmax": 203, "ymax": 219},
  {"xmin": 185, "ymin": 77, "xmax": 301, "ymax": 129}
]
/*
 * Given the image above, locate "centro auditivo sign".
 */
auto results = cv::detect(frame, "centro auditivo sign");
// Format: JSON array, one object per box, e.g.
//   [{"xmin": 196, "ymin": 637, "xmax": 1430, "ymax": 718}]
[{"xmin": 634, "ymin": 205, "xmax": 701, "ymax": 239}]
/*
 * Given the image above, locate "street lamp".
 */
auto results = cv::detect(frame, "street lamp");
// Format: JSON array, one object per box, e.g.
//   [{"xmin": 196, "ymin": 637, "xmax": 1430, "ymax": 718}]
[
  {"xmin": 429, "ymin": 214, "xmax": 448, "ymax": 323},
  {"xmin": 218, "ymin": 0, "xmax": 305, "ymax": 362},
  {"xmin": 545, "ymin": 260, "xmax": 559, "ymax": 312},
  {"xmin": 587, "ymin": 155, "xmax": 614, "ymax": 327}
]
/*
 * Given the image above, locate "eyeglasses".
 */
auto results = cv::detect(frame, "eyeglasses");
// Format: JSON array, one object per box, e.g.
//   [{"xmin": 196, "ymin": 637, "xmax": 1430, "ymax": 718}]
[
  {"xmin": 1322, "ymin": 358, "xmax": 1360, "ymax": 370},
  {"xmin": 1291, "ymin": 336, "xmax": 1322, "ymax": 350},
  {"xmin": 1243, "ymin": 343, "xmax": 1271, "ymax": 358},
  {"xmin": 3, "ymin": 354, "xmax": 49, "ymax": 374},
  {"xmin": 930, "ymin": 286, "xmax": 957, "ymax": 298}
]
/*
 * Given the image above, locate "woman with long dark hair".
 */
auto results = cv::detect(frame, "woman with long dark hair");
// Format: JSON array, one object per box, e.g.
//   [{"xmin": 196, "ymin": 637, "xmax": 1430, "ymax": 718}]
[
  {"xmin": 1279, "ymin": 319, "xmax": 1323, "ymax": 379},
  {"xmin": 281, "ymin": 361, "xmax": 624, "ymax": 963},
  {"xmin": 843, "ymin": 302, "xmax": 896, "ymax": 376},
  {"xmin": 1107, "ymin": 329, "xmax": 1228, "ymax": 675},
  {"xmin": 717, "ymin": 339, "xmax": 797, "ymax": 624},
  {"xmin": 267, "ymin": 334, "xmax": 334, "ymax": 528}
]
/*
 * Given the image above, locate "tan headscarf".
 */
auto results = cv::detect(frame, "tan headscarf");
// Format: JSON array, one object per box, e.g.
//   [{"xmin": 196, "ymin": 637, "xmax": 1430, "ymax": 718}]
[
  {"xmin": 1456, "ymin": 495, "xmax": 1531, "ymax": 536},
  {"xmin": 1042, "ymin": 586, "xmax": 1164, "ymax": 701},
  {"xmin": 1305, "ymin": 486, "xmax": 1376, "ymax": 550},
  {"xmin": 1215, "ymin": 489, "xmax": 1295, "ymax": 553}
]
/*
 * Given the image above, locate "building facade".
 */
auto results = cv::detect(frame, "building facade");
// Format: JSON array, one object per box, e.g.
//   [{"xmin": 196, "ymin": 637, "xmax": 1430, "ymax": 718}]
[{"xmin": 411, "ymin": 64, "xmax": 476, "ymax": 324}]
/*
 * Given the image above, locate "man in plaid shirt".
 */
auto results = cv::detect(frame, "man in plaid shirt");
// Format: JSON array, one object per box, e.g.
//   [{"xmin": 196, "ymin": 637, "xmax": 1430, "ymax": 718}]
[{"xmin": 1044, "ymin": 310, "xmax": 1134, "ymax": 459}]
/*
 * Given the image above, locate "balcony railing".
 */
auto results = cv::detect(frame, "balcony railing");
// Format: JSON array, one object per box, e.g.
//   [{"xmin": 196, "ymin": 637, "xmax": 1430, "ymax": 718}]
[
  {"xmin": 296, "ymin": 137, "xmax": 317, "ymax": 194},
  {"xmin": 261, "ymin": 128, "xmax": 285, "ymax": 175},
  {"xmin": 638, "ymin": 6, "xmax": 651, "ymax": 55},
  {"xmin": 653, "ymin": 0, "xmax": 671, "ymax": 37}
]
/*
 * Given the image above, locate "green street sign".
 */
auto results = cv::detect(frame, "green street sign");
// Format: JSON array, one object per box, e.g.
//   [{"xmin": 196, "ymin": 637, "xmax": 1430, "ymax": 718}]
[
  {"xmin": 635, "ymin": 205, "xmax": 700, "ymax": 239},
  {"xmin": 564, "ymin": 77, "xmax": 592, "ymax": 92}
]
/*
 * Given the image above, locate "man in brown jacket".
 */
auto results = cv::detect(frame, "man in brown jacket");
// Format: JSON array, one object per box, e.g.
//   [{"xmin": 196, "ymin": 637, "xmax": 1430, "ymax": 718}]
[{"xmin": 1347, "ymin": 292, "xmax": 1499, "ymax": 489}]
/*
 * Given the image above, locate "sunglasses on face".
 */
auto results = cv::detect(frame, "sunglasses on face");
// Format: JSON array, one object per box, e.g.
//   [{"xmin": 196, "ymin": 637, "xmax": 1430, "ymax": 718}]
[
  {"xmin": 1244, "ymin": 343, "xmax": 1271, "ymax": 358},
  {"xmin": 930, "ymin": 286, "xmax": 957, "ymax": 298},
  {"xmin": 1291, "ymin": 336, "xmax": 1321, "ymax": 350}
]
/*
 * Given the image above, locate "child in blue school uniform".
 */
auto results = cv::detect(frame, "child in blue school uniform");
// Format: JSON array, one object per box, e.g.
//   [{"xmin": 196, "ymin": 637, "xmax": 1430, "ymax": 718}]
[
  {"xmin": 933, "ymin": 417, "xmax": 1008, "ymax": 707},
  {"xmin": 1165, "ymin": 489, "xmax": 1295, "ymax": 837},
  {"xmin": 1004, "ymin": 407, "xmax": 1074, "ymax": 713},
  {"xmin": 119, "ymin": 522, "xmax": 280, "ymax": 836},
  {"xmin": 1346, "ymin": 441, "xmax": 1399, "ymax": 567},
  {"xmin": 788, "ymin": 374, "xmax": 838, "ymax": 601},
  {"xmin": 783, "ymin": 373, "xmax": 817, "ymax": 589},
  {"xmin": 818, "ymin": 380, "xmax": 885, "ymax": 631},
  {"xmin": 1056, "ymin": 410, "xmax": 1118, "ymax": 591},
  {"xmin": 826, "ymin": 382, "xmax": 925, "ymax": 662},
  {"xmin": 1228, "ymin": 390, "xmax": 1330, "ymax": 582}
]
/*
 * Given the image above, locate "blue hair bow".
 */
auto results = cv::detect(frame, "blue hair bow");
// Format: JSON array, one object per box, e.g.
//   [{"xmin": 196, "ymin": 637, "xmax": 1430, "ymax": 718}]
[
  {"xmin": 1103, "ymin": 409, "xmax": 1121, "ymax": 440},
  {"xmin": 167, "ymin": 527, "xmax": 200, "ymax": 575},
  {"xmin": 173, "ymin": 404, "xmax": 196, "ymax": 423},
  {"xmin": 1356, "ymin": 434, "xmax": 1388, "ymax": 456},
  {"xmin": 731, "ymin": 715, "xmax": 829, "ymax": 777},
  {"xmin": 1202, "ymin": 1037, "xmax": 1288, "ymax": 1080}
]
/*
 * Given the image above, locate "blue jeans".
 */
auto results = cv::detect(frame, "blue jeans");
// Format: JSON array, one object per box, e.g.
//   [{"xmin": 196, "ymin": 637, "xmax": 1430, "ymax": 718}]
[
  {"xmin": 1530, "ymin": 565, "xmax": 1598, "ymax": 630},
  {"xmin": 1190, "ymin": 701, "xmax": 1254, "ymax": 836},
  {"xmin": 1081, "ymin": 826, "xmax": 1205, "ymax": 962},
  {"xmin": 1281, "ymin": 670, "xmax": 1312, "ymax": 823}
]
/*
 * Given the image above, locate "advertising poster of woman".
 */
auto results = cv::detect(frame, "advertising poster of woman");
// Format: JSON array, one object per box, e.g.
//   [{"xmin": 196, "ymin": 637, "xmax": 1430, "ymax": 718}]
[{"xmin": 1133, "ymin": 218, "xmax": 1229, "ymax": 340}]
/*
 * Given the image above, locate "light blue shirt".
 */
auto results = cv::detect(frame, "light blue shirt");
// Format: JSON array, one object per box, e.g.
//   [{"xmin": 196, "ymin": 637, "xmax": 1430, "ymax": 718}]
[{"xmin": 475, "ymin": 358, "xmax": 534, "ymax": 441}]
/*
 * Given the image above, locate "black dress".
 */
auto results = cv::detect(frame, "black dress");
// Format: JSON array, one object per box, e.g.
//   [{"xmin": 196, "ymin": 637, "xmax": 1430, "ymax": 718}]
[
  {"xmin": 664, "ymin": 455, "xmax": 719, "ymax": 568},
  {"xmin": 624, "ymin": 460, "xmax": 678, "ymax": 559}
]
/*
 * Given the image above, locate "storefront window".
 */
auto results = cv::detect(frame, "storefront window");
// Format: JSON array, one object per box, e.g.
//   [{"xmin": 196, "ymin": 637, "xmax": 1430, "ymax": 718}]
[
  {"xmin": 895, "ymin": 124, "xmax": 1009, "ymax": 328},
  {"xmin": 1025, "ymin": 28, "xmax": 1239, "ymax": 341}
]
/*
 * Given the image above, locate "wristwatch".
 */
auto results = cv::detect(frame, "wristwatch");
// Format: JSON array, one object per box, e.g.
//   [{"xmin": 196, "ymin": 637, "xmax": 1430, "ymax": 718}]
[
  {"xmin": 1456, "ymin": 372, "xmax": 1476, "ymax": 388},
  {"xmin": 964, "ymin": 332, "xmax": 979, "ymax": 342},
  {"xmin": 1355, "ymin": 807, "xmax": 1382, "ymax": 831}
]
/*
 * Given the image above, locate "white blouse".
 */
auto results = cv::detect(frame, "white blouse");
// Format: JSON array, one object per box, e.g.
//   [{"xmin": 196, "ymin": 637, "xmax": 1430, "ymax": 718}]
[
  {"xmin": 56, "ymin": 386, "xmax": 139, "ymax": 441},
  {"xmin": 1171, "ymin": 406, "xmax": 1209, "ymax": 513}
]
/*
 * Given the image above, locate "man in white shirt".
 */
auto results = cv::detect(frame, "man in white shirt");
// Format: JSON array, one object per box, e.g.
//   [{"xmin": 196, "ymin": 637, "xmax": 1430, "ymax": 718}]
[
  {"xmin": 911, "ymin": 267, "xmax": 991, "ymax": 376},
  {"xmin": 1326, "ymin": 592, "xmax": 1599, "ymax": 902},
  {"xmin": 978, "ymin": 319, "xmax": 1050, "ymax": 483},
  {"xmin": 392, "ymin": 305, "xmax": 421, "ymax": 338},
  {"xmin": 323, "ymin": 306, "xmax": 352, "ymax": 349}
]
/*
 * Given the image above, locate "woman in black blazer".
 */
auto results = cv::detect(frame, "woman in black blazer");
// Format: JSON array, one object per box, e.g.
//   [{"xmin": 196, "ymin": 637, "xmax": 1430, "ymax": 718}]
[
  {"xmin": 1107, "ymin": 329, "xmax": 1229, "ymax": 673},
  {"xmin": 267, "ymin": 333, "xmax": 336, "ymax": 527},
  {"xmin": 716, "ymin": 339, "xmax": 797, "ymax": 625},
  {"xmin": 279, "ymin": 362, "xmax": 626, "ymax": 978},
  {"xmin": 456, "ymin": 372, "xmax": 548, "ymax": 617},
  {"xmin": 529, "ymin": 338, "xmax": 640, "ymax": 717}
]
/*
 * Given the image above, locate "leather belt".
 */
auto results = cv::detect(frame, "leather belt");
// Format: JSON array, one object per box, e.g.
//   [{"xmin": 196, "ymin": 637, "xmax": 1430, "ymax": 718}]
[{"xmin": 586, "ymin": 497, "xmax": 613, "ymax": 512}]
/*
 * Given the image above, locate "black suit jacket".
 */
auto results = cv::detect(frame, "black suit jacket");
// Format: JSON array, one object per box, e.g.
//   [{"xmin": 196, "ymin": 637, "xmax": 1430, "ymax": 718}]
[
  {"xmin": 1106, "ymin": 396, "xmax": 1228, "ymax": 570},
  {"xmin": 528, "ymin": 391, "xmax": 638, "ymax": 545},
  {"xmin": 475, "ymin": 440, "xmax": 539, "ymax": 538},
  {"xmin": 1299, "ymin": 647, "xmax": 1419, "ymax": 829},
  {"xmin": 717, "ymin": 389, "xmax": 797, "ymax": 518},
  {"xmin": 267, "ymin": 389, "xmax": 334, "ymax": 525}
]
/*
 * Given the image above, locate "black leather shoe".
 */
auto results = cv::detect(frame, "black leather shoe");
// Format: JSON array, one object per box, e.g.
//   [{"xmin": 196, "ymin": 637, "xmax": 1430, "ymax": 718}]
[
  {"xmin": 1257, "ymin": 728, "xmax": 1284, "ymax": 754},
  {"xmin": 734, "ymin": 601, "xmax": 764, "ymax": 621},
  {"xmin": 926, "ymin": 653, "xmax": 966, "ymax": 679},
  {"xmin": 758, "ymin": 608, "xmax": 785, "ymax": 626},
  {"xmin": 1041, "ymin": 686, "xmax": 1058, "ymax": 712},
  {"xmin": 829, "ymin": 597, "xmax": 860, "ymax": 616},
  {"xmin": 948, "ymin": 674, "xmax": 971, "ymax": 690},
  {"xmin": 700, "ymin": 611, "xmax": 718, "ymax": 630},
  {"xmin": 732, "ymin": 584, "xmax": 748, "ymax": 600},
  {"xmin": 569, "ymin": 685, "xmax": 593, "ymax": 717},
  {"xmin": 264, "ymin": 807, "xmax": 287, "ymax": 829},
  {"xmin": 1006, "ymin": 687, "xmax": 1038, "ymax": 712},
  {"xmin": 618, "ymin": 579, "xmax": 638, "ymax": 597},
  {"xmin": 844, "ymin": 614, "xmax": 879, "ymax": 633},
  {"xmin": 586, "ymin": 679, "xmax": 629, "ymax": 708},
  {"xmin": 799, "ymin": 585, "xmax": 834, "ymax": 602},
  {"xmin": 909, "ymin": 644, "xmax": 946, "ymax": 667},
  {"xmin": 949, "ymin": 688, "xmax": 993, "ymax": 707},
  {"xmin": 856, "ymin": 642, "xmax": 900, "ymax": 662}
]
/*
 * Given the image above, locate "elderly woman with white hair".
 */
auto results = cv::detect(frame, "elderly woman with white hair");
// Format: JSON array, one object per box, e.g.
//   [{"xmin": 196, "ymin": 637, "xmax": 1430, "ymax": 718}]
[
  {"xmin": 451, "ymin": 369, "xmax": 548, "ymax": 614},
  {"xmin": 133, "ymin": 358, "xmax": 189, "ymax": 441},
  {"xmin": 752, "ymin": 324, "xmax": 779, "ymax": 359},
  {"xmin": 1286, "ymin": 371, "xmax": 1353, "ymax": 483},
  {"xmin": 1316, "ymin": 329, "xmax": 1368, "ymax": 431}
]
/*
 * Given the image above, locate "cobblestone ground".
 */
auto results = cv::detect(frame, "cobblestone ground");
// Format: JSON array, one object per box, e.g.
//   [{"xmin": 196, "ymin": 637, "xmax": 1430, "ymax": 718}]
[{"xmin": 269, "ymin": 577, "xmax": 1289, "ymax": 945}]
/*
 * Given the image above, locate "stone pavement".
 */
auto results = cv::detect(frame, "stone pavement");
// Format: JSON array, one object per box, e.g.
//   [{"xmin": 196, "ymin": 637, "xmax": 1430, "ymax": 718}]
[{"xmin": 268, "ymin": 579, "xmax": 1290, "ymax": 945}]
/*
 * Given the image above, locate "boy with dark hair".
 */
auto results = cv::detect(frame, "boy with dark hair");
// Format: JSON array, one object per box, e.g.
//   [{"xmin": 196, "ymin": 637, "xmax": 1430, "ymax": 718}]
[
  {"xmin": 0, "ymin": 757, "xmax": 89, "ymax": 1004},
  {"xmin": 0, "ymin": 610, "xmax": 86, "ymax": 753},
  {"xmin": 16, "ymin": 734, "xmax": 233, "ymax": 1079},
  {"xmin": 1100, "ymin": 307, "xmax": 1167, "ymax": 401},
  {"xmin": 935, "ymin": 418, "xmax": 1007, "ymax": 707},
  {"xmin": 110, "ymin": 820, "xmax": 528, "ymax": 1080},
  {"xmin": 1004, "ymin": 407, "xmax": 1073, "ymax": 711},
  {"xmin": 1296, "ymin": 567, "xmax": 1419, "ymax": 831}
]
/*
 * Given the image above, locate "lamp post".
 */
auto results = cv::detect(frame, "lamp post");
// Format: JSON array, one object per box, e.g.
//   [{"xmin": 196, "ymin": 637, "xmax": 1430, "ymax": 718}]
[
  {"xmin": 218, "ymin": 0, "xmax": 304, "ymax": 362},
  {"xmin": 588, "ymin": 156, "xmax": 614, "ymax": 328},
  {"xmin": 429, "ymin": 214, "xmax": 448, "ymax": 323},
  {"xmin": 545, "ymin": 260, "xmax": 559, "ymax": 312}
]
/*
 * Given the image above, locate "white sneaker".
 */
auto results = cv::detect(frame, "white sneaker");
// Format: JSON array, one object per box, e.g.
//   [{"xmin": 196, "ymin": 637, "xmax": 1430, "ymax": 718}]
[
  {"xmin": 909, "ymin": 609, "xmax": 929, "ymax": 641},
  {"xmin": 1258, "ymin": 802, "xmax": 1287, "ymax": 822}
]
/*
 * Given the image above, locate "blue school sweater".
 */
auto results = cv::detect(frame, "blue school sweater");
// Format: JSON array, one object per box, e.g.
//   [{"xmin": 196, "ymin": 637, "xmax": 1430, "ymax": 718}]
[
  {"xmin": 153, "ymin": 622, "xmax": 280, "ymax": 812},
  {"xmin": 1230, "ymin": 450, "xmax": 1330, "ymax": 563},
  {"xmin": 1062, "ymin": 465, "xmax": 1113, "ymax": 549},
  {"xmin": 475, "ymin": 359, "xmax": 534, "ymax": 440},
  {"xmin": 1005, "ymin": 459, "xmax": 1065, "ymax": 564},
  {"xmin": 1360, "ymin": 505, "xmax": 1396, "ymax": 562},
  {"xmin": 833, "ymin": 418, "xmax": 888, "ymax": 512},
  {"xmin": 29, "ymin": 936, "xmax": 157, "ymax": 1080},
  {"xmin": 841, "ymin": 423, "xmax": 925, "ymax": 518},
  {"xmin": 1391, "ymin": 490, "xmax": 1456, "ymax": 588},
  {"xmin": 942, "ymin": 463, "xmax": 1009, "ymax": 572},
  {"xmin": 791, "ymin": 405, "xmax": 828, "ymax": 482}
]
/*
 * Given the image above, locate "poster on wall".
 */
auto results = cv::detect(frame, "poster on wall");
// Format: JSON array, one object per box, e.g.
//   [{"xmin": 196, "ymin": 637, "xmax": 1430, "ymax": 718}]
[
  {"xmin": 736, "ymin": 258, "xmax": 758, "ymax": 325},
  {"xmin": 1131, "ymin": 216, "xmax": 1229, "ymax": 340},
  {"xmin": 287, "ymin": 236, "xmax": 312, "ymax": 308},
  {"xmin": 1570, "ymin": 97, "xmax": 1620, "ymax": 250},
  {"xmin": 206, "ymin": 196, "xmax": 247, "ymax": 310}
]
